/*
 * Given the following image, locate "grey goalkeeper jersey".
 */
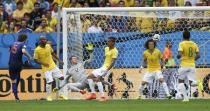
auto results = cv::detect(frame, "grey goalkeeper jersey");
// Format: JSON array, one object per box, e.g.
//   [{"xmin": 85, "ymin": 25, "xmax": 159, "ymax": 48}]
[
  {"xmin": 66, "ymin": 61, "xmax": 88, "ymax": 83},
  {"xmin": 66, "ymin": 53, "xmax": 93, "ymax": 83}
]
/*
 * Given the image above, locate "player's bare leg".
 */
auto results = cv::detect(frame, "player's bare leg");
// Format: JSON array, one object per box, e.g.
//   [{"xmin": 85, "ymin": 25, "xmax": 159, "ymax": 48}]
[{"xmin": 159, "ymin": 78, "xmax": 172, "ymax": 99}]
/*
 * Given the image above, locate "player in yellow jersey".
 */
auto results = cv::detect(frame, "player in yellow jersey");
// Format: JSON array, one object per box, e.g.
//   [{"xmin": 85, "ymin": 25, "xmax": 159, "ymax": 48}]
[
  {"xmin": 34, "ymin": 36, "xmax": 64, "ymax": 101},
  {"xmin": 86, "ymin": 37, "xmax": 118, "ymax": 101},
  {"xmin": 138, "ymin": 39, "xmax": 171, "ymax": 99},
  {"xmin": 177, "ymin": 30, "xmax": 200, "ymax": 102}
]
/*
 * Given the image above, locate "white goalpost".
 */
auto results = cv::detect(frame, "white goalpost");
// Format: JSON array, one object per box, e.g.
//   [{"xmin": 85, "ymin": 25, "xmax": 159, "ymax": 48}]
[{"xmin": 62, "ymin": 7, "xmax": 210, "ymax": 99}]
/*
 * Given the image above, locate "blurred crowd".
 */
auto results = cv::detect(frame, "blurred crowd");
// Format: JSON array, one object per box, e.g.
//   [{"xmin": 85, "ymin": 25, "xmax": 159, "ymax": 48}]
[{"xmin": 0, "ymin": 0, "xmax": 210, "ymax": 34}]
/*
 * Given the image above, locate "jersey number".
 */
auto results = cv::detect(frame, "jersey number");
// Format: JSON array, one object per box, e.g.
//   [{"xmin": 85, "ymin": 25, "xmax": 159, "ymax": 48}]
[{"xmin": 188, "ymin": 47, "xmax": 193, "ymax": 57}]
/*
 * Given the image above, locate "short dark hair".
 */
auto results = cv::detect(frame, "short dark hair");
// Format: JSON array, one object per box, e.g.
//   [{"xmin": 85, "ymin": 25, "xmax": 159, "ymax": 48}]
[
  {"xmin": 17, "ymin": 1, "xmax": 23, "ymax": 6},
  {"xmin": 0, "ymin": 3, "xmax": 4, "ymax": 7},
  {"xmin": 183, "ymin": 30, "xmax": 190, "ymax": 40},
  {"xmin": 69, "ymin": 55, "xmax": 77, "ymax": 61},
  {"xmin": 34, "ymin": 2, "xmax": 40, "ymax": 6},
  {"xmin": 18, "ymin": 34, "xmax": 28, "ymax": 42},
  {"xmin": 144, "ymin": 39, "xmax": 156, "ymax": 49},
  {"xmin": 24, "ymin": 13, "xmax": 31, "ymax": 17},
  {"xmin": 108, "ymin": 37, "xmax": 116, "ymax": 42}
]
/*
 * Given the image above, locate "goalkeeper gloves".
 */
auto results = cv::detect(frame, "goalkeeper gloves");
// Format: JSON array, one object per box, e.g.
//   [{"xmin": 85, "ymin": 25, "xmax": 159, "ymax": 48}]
[{"xmin": 85, "ymin": 43, "xmax": 93, "ymax": 53}]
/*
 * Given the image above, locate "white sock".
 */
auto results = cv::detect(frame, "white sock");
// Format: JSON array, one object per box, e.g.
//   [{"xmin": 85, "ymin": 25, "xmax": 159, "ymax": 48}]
[
  {"xmin": 191, "ymin": 86, "xmax": 197, "ymax": 97},
  {"xmin": 87, "ymin": 79, "xmax": 96, "ymax": 93},
  {"xmin": 46, "ymin": 83, "xmax": 52, "ymax": 96},
  {"xmin": 178, "ymin": 83, "xmax": 187, "ymax": 99},
  {"xmin": 162, "ymin": 82, "xmax": 170, "ymax": 96},
  {"xmin": 139, "ymin": 84, "xmax": 147, "ymax": 96},
  {"xmin": 97, "ymin": 82, "xmax": 105, "ymax": 96},
  {"xmin": 67, "ymin": 83, "xmax": 80, "ymax": 92}
]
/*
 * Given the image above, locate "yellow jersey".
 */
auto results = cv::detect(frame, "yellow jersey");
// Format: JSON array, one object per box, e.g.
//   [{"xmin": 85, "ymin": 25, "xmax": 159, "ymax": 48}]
[
  {"xmin": 144, "ymin": 49, "xmax": 162, "ymax": 72},
  {"xmin": 102, "ymin": 47, "xmax": 118, "ymax": 69},
  {"xmin": 178, "ymin": 41, "xmax": 199, "ymax": 67},
  {"xmin": 34, "ymin": 44, "xmax": 56, "ymax": 73}
]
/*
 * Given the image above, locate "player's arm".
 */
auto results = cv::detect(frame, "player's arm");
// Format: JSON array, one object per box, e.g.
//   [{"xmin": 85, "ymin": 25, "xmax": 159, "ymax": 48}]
[
  {"xmin": 139, "ymin": 52, "xmax": 147, "ymax": 73},
  {"xmin": 83, "ymin": 43, "xmax": 94, "ymax": 64},
  {"xmin": 22, "ymin": 47, "xmax": 33, "ymax": 60},
  {"xmin": 195, "ymin": 44, "xmax": 200, "ymax": 61},
  {"xmin": 177, "ymin": 43, "xmax": 183, "ymax": 59},
  {"xmin": 51, "ymin": 50, "xmax": 63, "ymax": 65}
]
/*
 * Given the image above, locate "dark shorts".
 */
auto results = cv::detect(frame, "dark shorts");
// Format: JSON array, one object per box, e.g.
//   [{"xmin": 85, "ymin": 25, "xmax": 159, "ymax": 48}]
[{"xmin": 9, "ymin": 65, "xmax": 22, "ymax": 80}]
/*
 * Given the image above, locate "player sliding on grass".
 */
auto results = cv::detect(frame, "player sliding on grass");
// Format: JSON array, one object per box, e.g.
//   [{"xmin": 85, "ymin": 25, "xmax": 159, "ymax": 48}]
[
  {"xmin": 53, "ymin": 43, "xmax": 116, "ymax": 99},
  {"xmin": 177, "ymin": 30, "xmax": 200, "ymax": 102},
  {"xmin": 34, "ymin": 36, "xmax": 64, "ymax": 101},
  {"xmin": 86, "ymin": 37, "xmax": 118, "ymax": 101},
  {"xmin": 138, "ymin": 39, "xmax": 172, "ymax": 99},
  {"xmin": 9, "ymin": 34, "xmax": 33, "ymax": 102}
]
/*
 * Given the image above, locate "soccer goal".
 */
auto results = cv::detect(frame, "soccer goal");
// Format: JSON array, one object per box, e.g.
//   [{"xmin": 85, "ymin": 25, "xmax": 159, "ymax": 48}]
[{"xmin": 62, "ymin": 7, "xmax": 210, "ymax": 99}]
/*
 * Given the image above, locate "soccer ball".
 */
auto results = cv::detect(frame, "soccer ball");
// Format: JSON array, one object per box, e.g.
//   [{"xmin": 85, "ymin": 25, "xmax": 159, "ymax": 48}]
[{"xmin": 152, "ymin": 34, "xmax": 161, "ymax": 41}]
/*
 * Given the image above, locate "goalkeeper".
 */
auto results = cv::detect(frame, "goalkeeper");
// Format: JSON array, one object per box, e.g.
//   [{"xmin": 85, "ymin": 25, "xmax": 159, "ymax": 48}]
[{"xmin": 54, "ymin": 43, "xmax": 115, "ymax": 96}]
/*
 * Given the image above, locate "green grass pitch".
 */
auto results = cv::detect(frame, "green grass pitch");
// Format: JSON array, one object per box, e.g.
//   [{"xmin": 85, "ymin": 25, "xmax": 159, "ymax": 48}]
[{"xmin": 0, "ymin": 99, "xmax": 210, "ymax": 111}]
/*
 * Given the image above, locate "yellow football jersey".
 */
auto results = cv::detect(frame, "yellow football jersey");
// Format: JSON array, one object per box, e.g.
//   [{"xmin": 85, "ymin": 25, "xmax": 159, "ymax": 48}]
[
  {"xmin": 144, "ymin": 49, "xmax": 162, "ymax": 72},
  {"xmin": 178, "ymin": 41, "xmax": 199, "ymax": 67},
  {"xmin": 34, "ymin": 44, "xmax": 56, "ymax": 73},
  {"xmin": 102, "ymin": 47, "xmax": 118, "ymax": 69}
]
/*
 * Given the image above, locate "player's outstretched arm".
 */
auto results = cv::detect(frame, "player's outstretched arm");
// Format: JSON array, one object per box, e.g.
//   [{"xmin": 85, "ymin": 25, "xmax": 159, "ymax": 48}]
[
  {"xmin": 51, "ymin": 52, "xmax": 63, "ymax": 65},
  {"xmin": 83, "ymin": 43, "xmax": 94, "ymax": 64},
  {"xmin": 22, "ymin": 48, "xmax": 33, "ymax": 60}
]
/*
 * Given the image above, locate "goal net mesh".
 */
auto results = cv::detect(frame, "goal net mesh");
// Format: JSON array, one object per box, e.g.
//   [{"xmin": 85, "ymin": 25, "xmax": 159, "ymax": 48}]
[{"xmin": 63, "ymin": 8, "xmax": 210, "ymax": 99}]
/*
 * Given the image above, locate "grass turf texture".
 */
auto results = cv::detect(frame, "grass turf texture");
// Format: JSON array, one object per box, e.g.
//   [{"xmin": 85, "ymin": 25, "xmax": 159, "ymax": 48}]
[{"xmin": 0, "ymin": 99, "xmax": 210, "ymax": 111}]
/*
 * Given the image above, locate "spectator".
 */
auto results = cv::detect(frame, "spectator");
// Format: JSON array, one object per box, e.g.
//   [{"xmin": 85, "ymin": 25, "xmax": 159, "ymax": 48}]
[
  {"xmin": 87, "ymin": 20, "xmax": 103, "ymax": 33},
  {"xmin": 3, "ymin": 0, "xmax": 16, "ymax": 16},
  {"xmin": 105, "ymin": 2, "xmax": 111, "ymax": 7},
  {"xmin": 88, "ymin": 0, "xmax": 99, "ymax": 7},
  {"xmin": 184, "ymin": 1, "xmax": 192, "ymax": 6},
  {"xmin": 155, "ymin": 0, "xmax": 161, "ymax": 7},
  {"xmin": 30, "ymin": 2, "xmax": 44, "ymax": 29},
  {"xmin": 17, "ymin": 19, "xmax": 33, "ymax": 33},
  {"xmin": 134, "ymin": 0, "xmax": 141, "ymax": 7},
  {"xmin": 44, "ymin": 10, "xmax": 58, "ymax": 31},
  {"xmin": 35, "ymin": 19, "xmax": 54, "ymax": 33},
  {"xmin": 69, "ymin": 0, "xmax": 82, "ymax": 7},
  {"xmin": 118, "ymin": 0, "xmax": 125, "ymax": 7},
  {"xmin": 177, "ymin": 0, "xmax": 185, "ymax": 6},
  {"xmin": 51, "ymin": 3, "xmax": 60, "ymax": 19},
  {"xmin": 83, "ymin": 2, "xmax": 89, "ymax": 7},
  {"xmin": 0, "ymin": 21, "xmax": 9, "ymax": 33},
  {"xmin": 109, "ymin": 0, "xmax": 120, "ymax": 7},
  {"xmin": 0, "ymin": 3, "xmax": 9, "ymax": 22},
  {"xmin": 161, "ymin": 0, "xmax": 168, "ymax": 7},
  {"xmin": 38, "ymin": 0, "xmax": 50, "ymax": 10},
  {"xmin": 23, "ymin": 13, "xmax": 33, "ymax": 29},
  {"xmin": 20, "ymin": 0, "xmax": 34, "ymax": 13},
  {"xmin": 8, "ymin": 20, "xmax": 18, "ymax": 33},
  {"xmin": 12, "ymin": 1, "xmax": 28, "ymax": 22},
  {"xmin": 81, "ymin": 15, "xmax": 91, "ymax": 32},
  {"xmin": 124, "ymin": 0, "xmax": 135, "ymax": 7},
  {"xmin": 110, "ymin": 16, "xmax": 127, "ymax": 32}
]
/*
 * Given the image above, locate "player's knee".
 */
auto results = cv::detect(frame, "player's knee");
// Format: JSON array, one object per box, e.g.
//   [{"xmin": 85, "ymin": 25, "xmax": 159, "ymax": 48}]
[
  {"xmin": 59, "ymin": 76, "xmax": 64, "ymax": 80},
  {"xmin": 190, "ymin": 81, "xmax": 197, "ymax": 87},
  {"xmin": 141, "ymin": 81, "xmax": 147, "ymax": 86},
  {"xmin": 159, "ymin": 78, "xmax": 165, "ymax": 83}
]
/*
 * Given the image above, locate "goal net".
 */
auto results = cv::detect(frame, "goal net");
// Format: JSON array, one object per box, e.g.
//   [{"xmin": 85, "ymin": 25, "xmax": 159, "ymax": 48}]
[{"xmin": 62, "ymin": 7, "xmax": 210, "ymax": 99}]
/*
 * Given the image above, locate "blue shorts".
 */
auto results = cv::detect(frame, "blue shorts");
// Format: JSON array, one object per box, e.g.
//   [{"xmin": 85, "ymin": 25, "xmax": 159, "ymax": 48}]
[{"xmin": 9, "ymin": 65, "xmax": 22, "ymax": 80}]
